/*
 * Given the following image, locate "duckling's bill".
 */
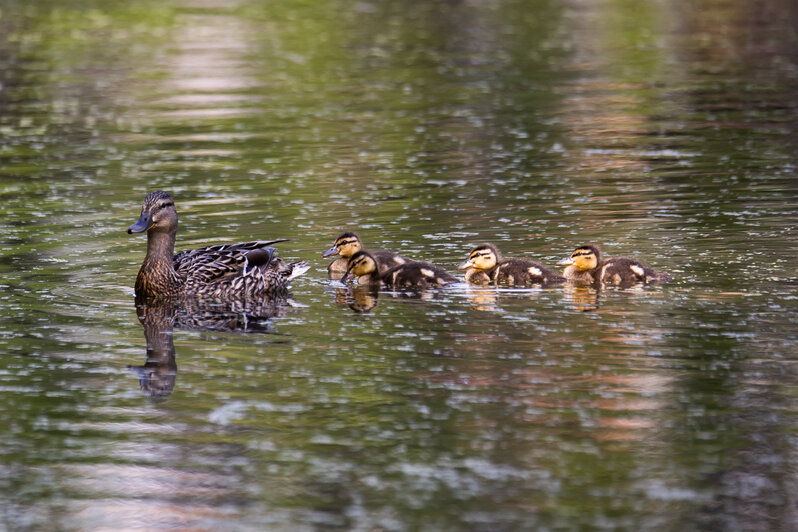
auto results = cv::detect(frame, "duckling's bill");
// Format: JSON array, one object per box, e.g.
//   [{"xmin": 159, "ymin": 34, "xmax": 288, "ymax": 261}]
[
  {"xmin": 457, "ymin": 258, "xmax": 475, "ymax": 270},
  {"xmin": 322, "ymin": 245, "xmax": 339, "ymax": 258}
]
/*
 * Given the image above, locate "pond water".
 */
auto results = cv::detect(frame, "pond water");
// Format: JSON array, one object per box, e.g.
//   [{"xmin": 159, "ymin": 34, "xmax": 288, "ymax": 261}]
[{"xmin": 2, "ymin": 0, "xmax": 798, "ymax": 530}]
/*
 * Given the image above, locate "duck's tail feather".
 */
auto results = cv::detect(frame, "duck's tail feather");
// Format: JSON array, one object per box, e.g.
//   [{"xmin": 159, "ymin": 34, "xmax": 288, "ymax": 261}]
[{"xmin": 285, "ymin": 261, "xmax": 310, "ymax": 281}]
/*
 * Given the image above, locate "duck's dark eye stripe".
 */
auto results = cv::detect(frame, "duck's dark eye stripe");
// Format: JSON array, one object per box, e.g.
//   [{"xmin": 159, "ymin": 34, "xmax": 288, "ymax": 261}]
[
  {"xmin": 338, "ymin": 239, "xmax": 356, "ymax": 247},
  {"xmin": 153, "ymin": 201, "xmax": 174, "ymax": 211}
]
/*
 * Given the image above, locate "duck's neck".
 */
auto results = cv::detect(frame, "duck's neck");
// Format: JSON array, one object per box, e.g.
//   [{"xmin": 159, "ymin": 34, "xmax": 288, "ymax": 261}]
[
  {"xmin": 136, "ymin": 229, "xmax": 182, "ymax": 297},
  {"xmin": 146, "ymin": 229, "xmax": 175, "ymax": 262}
]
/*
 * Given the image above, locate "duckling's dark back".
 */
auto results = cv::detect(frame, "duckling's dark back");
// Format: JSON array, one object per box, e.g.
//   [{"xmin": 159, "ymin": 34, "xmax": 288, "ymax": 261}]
[
  {"xmin": 382, "ymin": 261, "xmax": 457, "ymax": 289},
  {"xmin": 373, "ymin": 251, "xmax": 409, "ymax": 273},
  {"xmin": 599, "ymin": 258, "xmax": 673, "ymax": 286},
  {"xmin": 494, "ymin": 258, "xmax": 564, "ymax": 286}
]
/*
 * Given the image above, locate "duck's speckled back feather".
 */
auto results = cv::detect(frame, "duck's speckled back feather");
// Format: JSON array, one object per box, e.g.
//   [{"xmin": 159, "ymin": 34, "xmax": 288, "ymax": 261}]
[{"xmin": 173, "ymin": 240, "xmax": 288, "ymax": 273}]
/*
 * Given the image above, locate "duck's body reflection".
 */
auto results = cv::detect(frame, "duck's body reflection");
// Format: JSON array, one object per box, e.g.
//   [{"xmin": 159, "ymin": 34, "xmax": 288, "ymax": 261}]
[{"xmin": 129, "ymin": 295, "xmax": 293, "ymax": 397}]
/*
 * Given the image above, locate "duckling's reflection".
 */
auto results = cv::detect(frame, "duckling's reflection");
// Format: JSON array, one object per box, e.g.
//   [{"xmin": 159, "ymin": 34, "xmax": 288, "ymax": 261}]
[
  {"xmin": 331, "ymin": 285, "xmax": 379, "ymax": 313},
  {"xmin": 129, "ymin": 294, "xmax": 293, "ymax": 397},
  {"xmin": 465, "ymin": 287, "xmax": 499, "ymax": 311},
  {"xmin": 562, "ymin": 284, "xmax": 601, "ymax": 312}
]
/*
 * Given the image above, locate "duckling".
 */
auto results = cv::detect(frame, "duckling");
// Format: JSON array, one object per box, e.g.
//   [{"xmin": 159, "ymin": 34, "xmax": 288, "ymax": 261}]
[
  {"xmin": 322, "ymin": 232, "xmax": 409, "ymax": 275},
  {"xmin": 128, "ymin": 191, "xmax": 308, "ymax": 299},
  {"xmin": 342, "ymin": 250, "xmax": 457, "ymax": 289},
  {"xmin": 457, "ymin": 243, "xmax": 564, "ymax": 286},
  {"xmin": 558, "ymin": 244, "xmax": 672, "ymax": 286},
  {"xmin": 557, "ymin": 245, "xmax": 602, "ymax": 285}
]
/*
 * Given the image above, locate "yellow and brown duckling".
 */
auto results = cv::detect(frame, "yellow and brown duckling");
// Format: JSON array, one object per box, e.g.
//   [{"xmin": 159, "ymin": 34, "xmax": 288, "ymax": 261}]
[
  {"xmin": 128, "ymin": 191, "xmax": 309, "ymax": 299},
  {"xmin": 342, "ymin": 250, "xmax": 457, "ymax": 289},
  {"xmin": 457, "ymin": 243, "xmax": 565, "ymax": 286},
  {"xmin": 322, "ymin": 232, "xmax": 409, "ymax": 275},
  {"xmin": 557, "ymin": 244, "xmax": 673, "ymax": 286}
]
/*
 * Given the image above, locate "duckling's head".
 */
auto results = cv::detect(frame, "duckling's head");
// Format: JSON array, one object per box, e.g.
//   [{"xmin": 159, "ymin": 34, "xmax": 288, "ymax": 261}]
[
  {"xmin": 322, "ymin": 232, "xmax": 362, "ymax": 258},
  {"xmin": 128, "ymin": 191, "xmax": 178, "ymax": 235},
  {"xmin": 558, "ymin": 245, "xmax": 601, "ymax": 271},
  {"xmin": 341, "ymin": 250, "xmax": 378, "ymax": 283},
  {"xmin": 457, "ymin": 244, "xmax": 499, "ymax": 271}
]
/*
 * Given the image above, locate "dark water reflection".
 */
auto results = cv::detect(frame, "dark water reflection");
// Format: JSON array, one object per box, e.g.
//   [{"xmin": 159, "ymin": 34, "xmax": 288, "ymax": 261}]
[{"xmin": 2, "ymin": 0, "xmax": 798, "ymax": 530}]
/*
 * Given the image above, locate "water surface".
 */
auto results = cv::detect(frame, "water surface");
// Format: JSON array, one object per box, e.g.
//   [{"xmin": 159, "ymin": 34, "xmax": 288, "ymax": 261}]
[{"xmin": 1, "ymin": 0, "xmax": 798, "ymax": 530}]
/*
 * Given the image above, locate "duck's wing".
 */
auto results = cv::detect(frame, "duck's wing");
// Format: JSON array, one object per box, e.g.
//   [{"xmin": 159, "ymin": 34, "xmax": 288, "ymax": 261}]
[
  {"xmin": 173, "ymin": 240, "xmax": 287, "ymax": 275},
  {"xmin": 175, "ymin": 241, "xmax": 285, "ymax": 285}
]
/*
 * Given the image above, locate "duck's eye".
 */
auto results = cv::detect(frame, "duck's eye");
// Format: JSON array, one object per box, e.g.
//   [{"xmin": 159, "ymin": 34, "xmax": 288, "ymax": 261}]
[{"xmin": 338, "ymin": 239, "xmax": 356, "ymax": 247}]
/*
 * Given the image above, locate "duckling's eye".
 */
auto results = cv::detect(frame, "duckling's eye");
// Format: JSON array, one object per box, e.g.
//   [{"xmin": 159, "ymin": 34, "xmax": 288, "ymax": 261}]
[
  {"xmin": 155, "ymin": 201, "xmax": 174, "ymax": 211},
  {"xmin": 338, "ymin": 239, "xmax": 356, "ymax": 247}
]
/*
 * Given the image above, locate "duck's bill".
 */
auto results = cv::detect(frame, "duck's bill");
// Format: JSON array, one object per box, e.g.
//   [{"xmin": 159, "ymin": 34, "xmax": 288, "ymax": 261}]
[
  {"xmin": 322, "ymin": 246, "xmax": 339, "ymax": 258},
  {"xmin": 456, "ymin": 259, "xmax": 474, "ymax": 270},
  {"xmin": 127, "ymin": 213, "xmax": 152, "ymax": 234},
  {"xmin": 556, "ymin": 257, "xmax": 574, "ymax": 266}
]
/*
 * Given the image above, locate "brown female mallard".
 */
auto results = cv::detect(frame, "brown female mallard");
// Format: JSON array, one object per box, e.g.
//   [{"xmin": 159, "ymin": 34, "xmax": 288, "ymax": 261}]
[{"xmin": 127, "ymin": 191, "xmax": 308, "ymax": 299}]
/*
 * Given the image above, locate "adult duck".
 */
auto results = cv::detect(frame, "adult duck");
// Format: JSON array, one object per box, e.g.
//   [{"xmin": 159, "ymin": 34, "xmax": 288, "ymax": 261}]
[{"xmin": 128, "ymin": 191, "xmax": 308, "ymax": 299}]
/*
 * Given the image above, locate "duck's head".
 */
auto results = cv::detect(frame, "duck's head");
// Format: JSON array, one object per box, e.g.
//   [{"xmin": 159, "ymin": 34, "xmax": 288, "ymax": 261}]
[
  {"xmin": 457, "ymin": 244, "xmax": 499, "ymax": 271},
  {"xmin": 322, "ymin": 232, "xmax": 362, "ymax": 258},
  {"xmin": 558, "ymin": 245, "xmax": 601, "ymax": 271},
  {"xmin": 128, "ymin": 191, "xmax": 178, "ymax": 235},
  {"xmin": 341, "ymin": 250, "xmax": 378, "ymax": 283}
]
